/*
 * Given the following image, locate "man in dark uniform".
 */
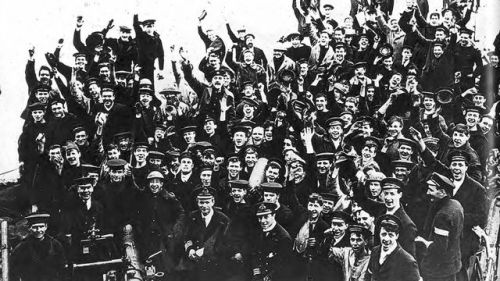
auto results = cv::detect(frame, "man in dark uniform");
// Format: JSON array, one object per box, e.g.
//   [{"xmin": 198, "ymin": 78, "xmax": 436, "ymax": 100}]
[
  {"xmin": 105, "ymin": 25, "xmax": 138, "ymax": 72},
  {"xmin": 182, "ymin": 187, "xmax": 230, "ymax": 281},
  {"xmin": 133, "ymin": 15, "xmax": 164, "ymax": 82},
  {"xmin": 261, "ymin": 182, "xmax": 295, "ymax": 232},
  {"xmin": 417, "ymin": 173, "xmax": 464, "ymax": 281},
  {"xmin": 135, "ymin": 171, "xmax": 185, "ymax": 275},
  {"xmin": 10, "ymin": 213, "xmax": 67, "ymax": 281},
  {"xmin": 171, "ymin": 151, "xmax": 200, "ymax": 212},
  {"xmin": 365, "ymin": 214, "xmax": 421, "ymax": 281},
  {"xmin": 251, "ymin": 202, "xmax": 293, "ymax": 281},
  {"xmin": 293, "ymin": 193, "xmax": 330, "ymax": 281},
  {"xmin": 454, "ymin": 28, "xmax": 483, "ymax": 90}
]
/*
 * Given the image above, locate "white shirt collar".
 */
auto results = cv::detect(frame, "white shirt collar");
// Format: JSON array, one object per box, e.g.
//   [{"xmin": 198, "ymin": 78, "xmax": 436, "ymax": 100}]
[
  {"xmin": 181, "ymin": 172, "xmax": 192, "ymax": 182},
  {"xmin": 202, "ymin": 208, "xmax": 214, "ymax": 226},
  {"xmin": 453, "ymin": 177, "xmax": 465, "ymax": 196},
  {"xmin": 386, "ymin": 205, "xmax": 400, "ymax": 215}
]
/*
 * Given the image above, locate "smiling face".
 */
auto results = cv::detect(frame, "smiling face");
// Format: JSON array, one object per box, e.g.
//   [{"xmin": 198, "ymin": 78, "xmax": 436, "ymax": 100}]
[
  {"xmin": 450, "ymin": 160, "xmax": 468, "ymax": 181},
  {"xmin": 77, "ymin": 184, "xmax": 94, "ymax": 201},
  {"xmin": 74, "ymin": 130, "xmax": 88, "ymax": 146},
  {"xmin": 331, "ymin": 218, "xmax": 347, "ymax": 238},
  {"xmin": 244, "ymin": 153, "xmax": 258, "ymax": 168},
  {"xmin": 265, "ymin": 167, "xmax": 280, "ymax": 182},
  {"xmin": 51, "ymin": 102, "xmax": 65, "ymax": 118},
  {"xmin": 479, "ymin": 117, "xmax": 494, "ymax": 134},
  {"xmin": 328, "ymin": 125, "xmax": 343, "ymax": 140},
  {"xmin": 200, "ymin": 170, "xmax": 213, "ymax": 187},
  {"xmin": 134, "ymin": 147, "xmax": 148, "ymax": 163},
  {"xmin": 433, "ymin": 45, "xmax": 444, "ymax": 58},
  {"xmin": 317, "ymin": 160, "xmax": 332, "ymax": 174},
  {"xmin": 227, "ymin": 161, "xmax": 242, "ymax": 178},
  {"xmin": 382, "ymin": 188, "xmax": 401, "ymax": 211},
  {"xmin": 183, "ymin": 131, "xmax": 196, "ymax": 144},
  {"xmin": 230, "ymin": 187, "xmax": 247, "ymax": 203},
  {"xmin": 258, "ymin": 213, "xmax": 276, "ymax": 230},
  {"xmin": 465, "ymin": 111, "xmax": 480, "ymax": 127},
  {"xmin": 198, "ymin": 198, "xmax": 214, "ymax": 215},
  {"xmin": 388, "ymin": 121, "xmax": 402, "ymax": 138},
  {"xmin": 66, "ymin": 148, "xmax": 81, "ymax": 166},
  {"xmin": 380, "ymin": 227, "xmax": 398, "ymax": 251},
  {"xmin": 452, "ymin": 131, "xmax": 469, "ymax": 147},
  {"xmin": 233, "ymin": 132, "xmax": 248, "ymax": 147},
  {"xmin": 398, "ymin": 144, "xmax": 413, "ymax": 160},
  {"xmin": 204, "ymin": 120, "xmax": 216, "ymax": 135},
  {"xmin": 31, "ymin": 109, "xmax": 45, "ymax": 122},
  {"xmin": 252, "ymin": 127, "xmax": 264, "ymax": 145},
  {"xmin": 423, "ymin": 97, "xmax": 436, "ymax": 111},
  {"xmin": 102, "ymin": 91, "xmax": 115, "ymax": 107},
  {"xmin": 350, "ymin": 233, "xmax": 367, "ymax": 253},
  {"xmin": 109, "ymin": 169, "xmax": 125, "ymax": 182},
  {"xmin": 307, "ymin": 201, "xmax": 323, "ymax": 220},
  {"xmin": 263, "ymin": 191, "xmax": 279, "ymax": 204},
  {"xmin": 30, "ymin": 223, "xmax": 48, "ymax": 239}
]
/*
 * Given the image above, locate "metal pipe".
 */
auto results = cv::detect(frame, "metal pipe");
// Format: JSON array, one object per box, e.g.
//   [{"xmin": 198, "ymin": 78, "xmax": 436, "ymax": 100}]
[
  {"xmin": 72, "ymin": 258, "xmax": 124, "ymax": 269},
  {"xmin": 1, "ymin": 219, "xmax": 8, "ymax": 281}
]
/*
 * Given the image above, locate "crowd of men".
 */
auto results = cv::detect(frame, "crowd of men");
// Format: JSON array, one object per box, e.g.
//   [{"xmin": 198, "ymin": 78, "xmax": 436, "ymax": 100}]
[{"xmin": 10, "ymin": 0, "xmax": 500, "ymax": 280}]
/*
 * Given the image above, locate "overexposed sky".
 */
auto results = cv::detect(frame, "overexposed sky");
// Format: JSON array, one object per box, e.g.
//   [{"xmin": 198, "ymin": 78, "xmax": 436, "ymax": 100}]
[{"xmin": 0, "ymin": 0, "xmax": 498, "ymax": 175}]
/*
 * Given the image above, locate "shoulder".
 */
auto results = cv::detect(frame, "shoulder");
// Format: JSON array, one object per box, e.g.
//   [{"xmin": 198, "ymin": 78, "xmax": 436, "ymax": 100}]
[{"xmin": 214, "ymin": 210, "xmax": 230, "ymax": 223}]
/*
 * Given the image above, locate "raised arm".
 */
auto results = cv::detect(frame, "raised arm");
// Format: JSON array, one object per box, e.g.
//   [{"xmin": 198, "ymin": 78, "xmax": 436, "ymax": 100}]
[{"xmin": 73, "ymin": 17, "xmax": 87, "ymax": 53}]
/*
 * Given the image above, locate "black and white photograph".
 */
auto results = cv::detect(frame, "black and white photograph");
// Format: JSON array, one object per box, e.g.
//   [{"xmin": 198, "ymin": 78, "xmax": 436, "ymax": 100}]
[{"xmin": 0, "ymin": 0, "xmax": 499, "ymax": 280}]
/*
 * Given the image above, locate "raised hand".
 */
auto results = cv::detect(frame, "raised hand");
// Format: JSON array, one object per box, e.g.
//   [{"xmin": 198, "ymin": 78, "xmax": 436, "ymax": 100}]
[
  {"xmin": 76, "ymin": 16, "xmax": 84, "ymax": 28},
  {"xmin": 28, "ymin": 46, "xmax": 35, "ymax": 58}
]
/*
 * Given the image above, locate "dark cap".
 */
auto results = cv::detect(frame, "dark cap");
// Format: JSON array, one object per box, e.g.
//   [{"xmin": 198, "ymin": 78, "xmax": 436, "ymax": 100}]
[
  {"xmin": 141, "ymin": 19, "xmax": 156, "ymax": 26},
  {"xmin": 81, "ymin": 164, "xmax": 100, "ymax": 175},
  {"xmin": 422, "ymin": 91, "xmax": 437, "ymax": 99},
  {"xmin": 464, "ymin": 105, "xmax": 485, "ymax": 115},
  {"xmin": 427, "ymin": 172, "xmax": 454, "ymax": 194},
  {"xmin": 229, "ymin": 179, "xmax": 249, "ymax": 190},
  {"xmin": 239, "ymin": 97, "xmax": 259, "ymax": 108},
  {"xmin": 34, "ymin": 83, "xmax": 51, "ymax": 93},
  {"xmin": 366, "ymin": 172, "xmax": 386, "ymax": 183},
  {"xmin": 26, "ymin": 213, "xmax": 50, "ymax": 226},
  {"xmin": 107, "ymin": 158, "xmax": 127, "ymax": 170},
  {"xmin": 134, "ymin": 141, "xmax": 149, "ymax": 150},
  {"xmin": 447, "ymin": 150, "xmax": 470, "ymax": 164},
  {"xmin": 334, "ymin": 42, "xmax": 347, "ymax": 50},
  {"xmin": 28, "ymin": 102, "xmax": 45, "ymax": 111},
  {"xmin": 398, "ymin": 138, "xmax": 417, "ymax": 151},
  {"xmin": 73, "ymin": 176, "xmax": 95, "ymax": 187},
  {"xmin": 286, "ymin": 32, "xmax": 304, "ymax": 41},
  {"xmin": 381, "ymin": 177, "xmax": 404, "ymax": 191},
  {"xmin": 323, "ymin": 3, "xmax": 334, "ymax": 9},
  {"xmin": 326, "ymin": 117, "xmax": 344, "ymax": 128},
  {"xmin": 148, "ymin": 150, "xmax": 165, "ymax": 160},
  {"xmin": 194, "ymin": 187, "xmax": 216, "ymax": 200},
  {"xmin": 72, "ymin": 126, "xmax": 86, "ymax": 135},
  {"xmin": 244, "ymin": 33, "xmax": 256, "ymax": 40},
  {"xmin": 119, "ymin": 25, "xmax": 132, "ymax": 32},
  {"xmin": 423, "ymin": 137, "xmax": 440, "ymax": 152},
  {"xmin": 377, "ymin": 214, "xmax": 401, "ymax": 233},
  {"xmin": 459, "ymin": 27, "xmax": 473, "ymax": 35},
  {"xmin": 73, "ymin": 52, "xmax": 87, "ymax": 58},
  {"xmin": 320, "ymin": 192, "xmax": 338, "ymax": 202},
  {"xmin": 268, "ymin": 158, "xmax": 284, "ymax": 169},
  {"xmin": 363, "ymin": 136, "xmax": 380, "ymax": 149},
  {"xmin": 113, "ymin": 131, "xmax": 132, "ymax": 139},
  {"xmin": 180, "ymin": 125, "xmax": 197, "ymax": 134},
  {"xmin": 331, "ymin": 211, "xmax": 350, "ymax": 222},
  {"xmin": 316, "ymin": 152, "xmax": 335, "ymax": 162},
  {"xmin": 255, "ymin": 202, "xmax": 277, "ymax": 216},
  {"xmin": 159, "ymin": 86, "xmax": 181, "ymax": 95},
  {"xmin": 308, "ymin": 193, "xmax": 323, "ymax": 205},
  {"xmin": 261, "ymin": 182, "xmax": 283, "ymax": 194},
  {"xmin": 354, "ymin": 61, "xmax": 368, "ymax": 69},
  {"xmin": 64, "ymin": 141, "xmax": 80, "ymax": 153},
  {"xmin": 349, "ymin": 224, "xmax": 371, "ymax": 238},
  {"xmin": 179, "ymin": 151, "xmax": 193, "ymax": 160},
  {"xmin": 392, "ymin": 159, "xmax": 414, "ymax": 170}
]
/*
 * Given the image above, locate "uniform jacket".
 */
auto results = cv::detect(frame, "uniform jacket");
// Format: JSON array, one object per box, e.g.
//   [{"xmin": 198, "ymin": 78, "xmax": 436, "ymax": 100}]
[
  {"xmin": 308, "ymin": 44, "xmax": 335, "ymax": 71},
  {"xmin": 421, "ymin": 197, "xmax": 464, "ymax": 278},
  {"xmin": 365, "ymin": 244, "xmax": 421, "ymax": 281},
  {"xmin": 251, "ymin": 223, "xmax": 293, "ymax": 281},
  {"xmin": 10, "ymin": 235, "xmax": 67, "ymax": 281}
]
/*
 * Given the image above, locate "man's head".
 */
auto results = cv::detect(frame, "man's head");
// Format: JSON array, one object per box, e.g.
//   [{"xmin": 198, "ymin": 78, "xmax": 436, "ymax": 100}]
[
  {"xmin": 232, "ymin": 126, "xmax": 249, "ymax": 148},
  {"xmin": 75, "ymin": 177, "xmax": 95, "ymax": 201},
  {"xmin": 229, "ymin": 179, "xmax": 248, "ymax": 203},
  {"xmin": 397, "ymin": 139, "xmax": 416, "ymax": 160},
  {"xmin": 452, "ymin": 124, "xmax": 470, "ymax": 147},
  {"xmin": 196, "ymin": 187, "xmax": 215, "ymax": 215},
  {"xmin": 108, "ymin": 159, "xmax": 127, "ymax": 182},
  {"xmin": 356, "ymin": 209, "xmax": 374, "ymax": 229},
  {"xmin": 73, "ymin": 127, "xmax": 88, "ymax": 146},
  {"xmin": 251, "ymin": 126, "xmax": 265, "ymax": 146},
  {"xmin": 387, "ymin": 116, "xmax": 404, "ymax": 138},
  {"xmin": 50, "ymin": 99, "xmax": 65, "ymax": 119},
  {"xmin": 380, "ymin": 178, "xmax": 403, "ymax": 211},
  {"xmin": 426, "ymin": 172, "xmax": 454, "ymax": 202},
  {"xmin": 65, "ymin": 142, "xmax": 81, "ymax": 166},
  {"xmin": 464, "ymin": 106, "xmax": 483, "ymax": 128},
  {"xmin": 319, "ymin": 31, "xmax": 331, "ymax": 47},
  {"xmin": 307, "ymin": 193, "xmax": 324, "ymax": 220},
  {"xmin": 434, "ymin": 27, "xmax": 448, "ymax": 42},
  {"xmin": 433, "ymin": 43, "xmax": 445, "ymax": 59},
  {"xmin": 479, "ymin": 115, "xmax": 494, "ymax": 135},
  {"xmin": 392, "ymin": 160, "xmax": 412, "ymax": 181},
  {"xmin": 139, "ymin": 90, "xmax": 153, "ymax": 107},
  {"xmin": 422, "ymin": 92, "xmax": 437, "ymax": 111},
  {"xmin": 378, "ymin": 215, "xmax": 401, "ymax": 251},
  {"xmin": 366, "ymin": 172, "xmax": 386, "ymax": 198},
  {"xmin": 133, "ymin": 143, "xmax": 149, "ymax": 164},
  {"xmin": 256, "ymin": 202, "xmax": 277, "ymax": 230},
  {"xmin": 262, "ymin": 182, "xmax": 282, "ymax": 203},
  {"xmin": 181, "ymin": 126, "xmax": 197, "ymax": 144},
  {"xmin": 29, "ymin": 102, "xmax": 46, "ymax": 122},
  {"xmin": 244, "ymin": 34, "xmax": 255, "ymax": 48},
  {"xmin": 227, "ymin": 156, "xmax": 242, "ymax": 178},
  {"xmin": 101, "ymin": 88, "xmax": 115, "ymax": 107},
  {"xmin": 334, "ymin": 43, "xmax": 347, "ymax": 61},
  {"xmin": 141, "ymin": 19, "xmax": 156, "ymax": 36},
  {"xmin": 448, "ymin": 150, "xmax": 469, "ymax": 181},
  {"xmin": 349, "ymin": 225, "xmax": 370, "ymax": 253},
  {"xmin": 106, "ymin": 144, "xmax": 120, "ymax": 160},
  {"xmin": 26, "ymin": 213, "xmax": 50, "ymax": 239},
  {"xmin": 264, "ymin": 160, "xmax": 282, "ymax": 183},
  {"xmin": 459, "ymin": 28, "xmax": 473, "ymax": 47},
  {"xmin": 211, "ymin": 71, "xmax": 225, "ymax": 89},
  {"xmin": 326, "ymin": 117, "xmax": 344, "ymax": 140},
  {"xmin": 429, "ymin": 12, "xmax": 441, "ymax": 26},
  {"xmin": 316, "ymin": 153, "xmax": 334, "ymax": 175},
  {"xmin": 119, "ymin": 26, "xmax": 132, "ymax": 40},
  {"xmin": 179, "ymin": 152, "xmax": 194, "ymax": 174},
  {"xmin": 199, "ymin": 167, "xmax": 213, "ymax": 187},
  {"xmin": 244, "ymin": 147, "xmax": 258, "ymax": 168},
  {"xmin": 74, "ymin": 53, "xmax": 88, "ymax": 69},
  {"xmin": 331, "ymin": 211, "xmax": 350, "ymax": 238}
]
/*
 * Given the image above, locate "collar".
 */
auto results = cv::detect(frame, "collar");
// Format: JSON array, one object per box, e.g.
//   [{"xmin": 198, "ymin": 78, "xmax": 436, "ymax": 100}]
[
  {"xmin": 453, "ymin": 177, "xmax": 465, "ymax": 195},
  {"xmin": 202, "ymin": 208, "xmax": 214, "ymax": 225},
  {"xmin": 381, "ymin": 243, "xmax": 397, "ymax": 256},
  {"xmin": 180, "ymin": 172, "xmax": 192, "ymax": 181},
  {"xmin": 386, "ymin": 205, "xmax": 400, "ymax": 215}
]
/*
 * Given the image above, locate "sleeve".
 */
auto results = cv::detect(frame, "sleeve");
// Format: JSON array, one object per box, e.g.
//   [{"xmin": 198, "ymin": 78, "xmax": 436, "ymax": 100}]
[
  {"xmin": 198, "ymin": 25, "xmax": 211, "ymax": 48},
  {"xmin": 375, "ymin": 15, "xmax": 391, "ymax": 35},
  {"xmin": 226, "ymin": 23, "xmax": 239, "ymax": 43},
  {"xmin": 73, "ymin": 29, "xmax": 87, "ymax": 54},
  {"xmin": 180, "ymin": 61, "xmax": 206, "ymax": 99},
  {"xmin": 157, "ymin": 38, "xmax": 164, "ymax": 70},
  {"xmin": 25, "ymin": 60, "xmax": 37, "ymax": 91},
  {"xmin": 328, "ymin": 247, "xmax": 347, "ymax": 264},
  {"xmin": 465, "ymin": 186, "xmax": 488, "ymax": 229},
  {"xmin": 427, "ymin": 212, "xmax": 451, "ymax": 254}
]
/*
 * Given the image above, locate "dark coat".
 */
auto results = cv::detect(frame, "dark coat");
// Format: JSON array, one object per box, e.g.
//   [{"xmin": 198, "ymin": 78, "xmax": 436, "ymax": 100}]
[
  {"xmin": 133, "ymin": 15, "xmax": 164, "ymax": 78},
  {"xmin": 365, "ymin": 244, "xmax": 421, "ymax": 281},
  {"xmin": 421, "ymin": 197, "xmax": 464, "ymax": 278},
  {"xmin": 135, "ymin": 189, "xmax": 185, "ymax": 272},
  {"xmin": 421, "ymin": 148, "xmax": 489, "ymax": 260},
  {"xmin": 10, "ymin": 235, "xmax": 67, "ymax": 281},
  {"xmin": 251, "ymin": 223, "xmax": 293, "ymax": 281},
  {"xmin": 105, "ymin": 38, "xmax": 138, "ymax": 71},
  {"xmin": 182, "ymin": 209, "xmax": 230, "ymax": 279},
  {"xmin": 45, "ymin": 113, "xmax": 79, "ymax": 148},
  {"xmin": 93, "ymin": 102, "xmax": 133, "ymax": 147}
]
